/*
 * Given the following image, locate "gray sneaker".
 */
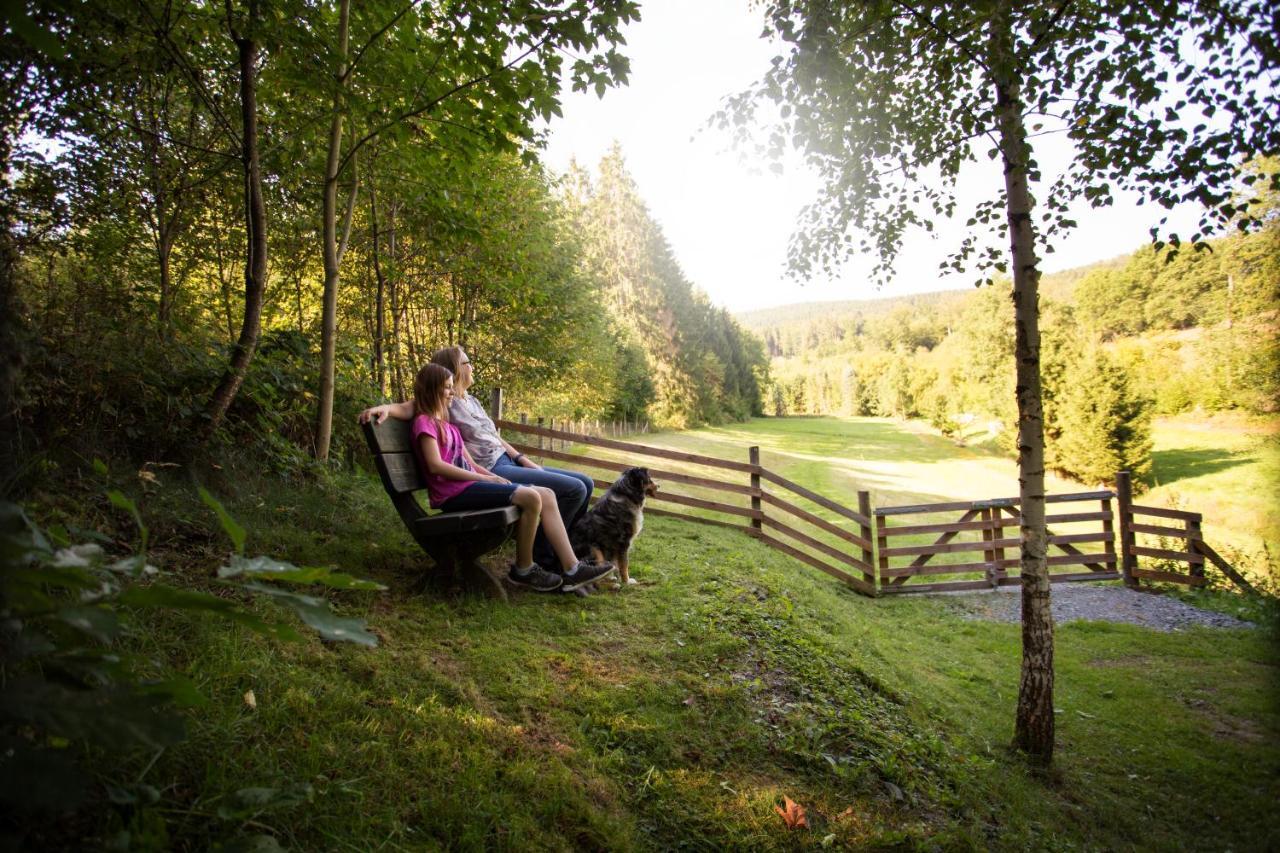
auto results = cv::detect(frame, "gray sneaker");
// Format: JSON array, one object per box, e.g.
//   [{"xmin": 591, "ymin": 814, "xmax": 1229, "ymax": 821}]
[
  {"xmin": 560, "ymin": 559, "xmax": 616, "ymax": 592},
  {"xmin": 507, "ymin": 563, "xmax": 564, "ymax": 593}
]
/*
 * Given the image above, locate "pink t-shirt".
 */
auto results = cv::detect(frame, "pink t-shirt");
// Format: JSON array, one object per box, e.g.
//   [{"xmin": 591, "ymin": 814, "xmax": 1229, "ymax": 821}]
[{"xmin": 412, "ymin": 414, "xmax": 475, "ymax": 508}]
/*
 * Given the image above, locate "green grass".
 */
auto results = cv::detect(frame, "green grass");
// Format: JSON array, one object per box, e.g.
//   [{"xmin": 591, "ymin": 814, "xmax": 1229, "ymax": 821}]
[{"xmin": 17, "ymin": 417, "xmax": 1280, "ymax": 850}]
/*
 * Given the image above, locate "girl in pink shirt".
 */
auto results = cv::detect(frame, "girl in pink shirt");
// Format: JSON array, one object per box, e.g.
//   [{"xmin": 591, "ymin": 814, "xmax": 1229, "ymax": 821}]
[{"xmin": 411, "ymin": 363, "xmax": 614, "ymax": 592}]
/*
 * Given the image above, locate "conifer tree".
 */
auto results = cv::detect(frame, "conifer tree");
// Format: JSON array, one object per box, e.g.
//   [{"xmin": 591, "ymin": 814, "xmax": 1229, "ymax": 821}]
[{"xmin": 1054, "ymin": 349, "xmax": 1153, "ymax": 486}]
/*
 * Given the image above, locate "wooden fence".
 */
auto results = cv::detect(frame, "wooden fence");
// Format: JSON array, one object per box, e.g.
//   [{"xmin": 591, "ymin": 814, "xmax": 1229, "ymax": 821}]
[{"xmin": 487, "ymin": 391, "xmax": 1251, "ymax": 596}]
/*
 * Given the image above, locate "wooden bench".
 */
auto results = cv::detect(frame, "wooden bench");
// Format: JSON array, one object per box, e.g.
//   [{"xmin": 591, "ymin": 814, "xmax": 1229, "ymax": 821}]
[{"xmin": 363, "ymin": 418, "xmax": 518, "ymax": 599}]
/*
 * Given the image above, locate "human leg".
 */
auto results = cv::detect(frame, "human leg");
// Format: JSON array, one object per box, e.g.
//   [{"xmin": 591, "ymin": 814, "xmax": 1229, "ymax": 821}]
[
  {"xmin": 530, "ymin": 485, "xmax": 616, "ymax": 590},
  {"xmin": 491, "ymin": 459, "xmax": 592, "ymax": 565}
]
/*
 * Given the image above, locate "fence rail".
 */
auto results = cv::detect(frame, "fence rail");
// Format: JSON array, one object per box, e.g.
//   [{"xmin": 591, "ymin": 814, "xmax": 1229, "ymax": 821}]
[{"xmin": 486, "ymin": 390, "xmax": 1250, "ymax": 597}]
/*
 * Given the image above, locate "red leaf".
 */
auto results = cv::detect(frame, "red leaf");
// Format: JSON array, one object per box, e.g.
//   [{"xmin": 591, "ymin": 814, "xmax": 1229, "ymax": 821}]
[{"xmin": 774, "ymin": 796, "xmax": 808, "ymax": 829}]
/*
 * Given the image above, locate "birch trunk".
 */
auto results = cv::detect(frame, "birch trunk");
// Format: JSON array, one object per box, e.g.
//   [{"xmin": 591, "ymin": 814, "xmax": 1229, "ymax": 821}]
[
  {"xmin": 314, "ymin": 0, "xmax": 351, "ymax": 461},
  {"xmin": 990, "ymin": 3, "xmax": 1054, "ymax": 764}
]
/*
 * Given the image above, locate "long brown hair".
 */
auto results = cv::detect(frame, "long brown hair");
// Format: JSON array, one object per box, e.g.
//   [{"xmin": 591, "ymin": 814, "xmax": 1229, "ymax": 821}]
[
  {"xmin": 430, "ymin": 346, "xmax": 464, "ymax": 382},
  {"xmin": 413, "ymin": 363, "xmax": 453, "ymax": 439}
]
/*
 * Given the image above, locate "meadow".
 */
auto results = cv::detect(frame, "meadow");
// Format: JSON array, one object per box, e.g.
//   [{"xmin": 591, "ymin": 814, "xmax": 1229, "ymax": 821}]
[{"xmin": 17, "ymin": 413, "xmax": 1279, "ymax": 850}]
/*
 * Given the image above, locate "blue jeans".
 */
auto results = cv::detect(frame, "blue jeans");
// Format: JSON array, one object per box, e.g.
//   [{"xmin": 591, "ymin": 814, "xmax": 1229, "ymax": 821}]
[
  {"xmin": 438, "ymin": 481, "xmax": 520, "ymax": 512},
  {"xmin": 490, "ymin": 453, "xmax": 594, "ymax": 566}
]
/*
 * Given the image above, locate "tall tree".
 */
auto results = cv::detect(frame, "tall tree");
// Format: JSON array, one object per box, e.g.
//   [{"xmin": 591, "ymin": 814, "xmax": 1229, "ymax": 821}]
[
  {"xmin": 728, "ymin": 0, "xmax": 1279, "ymax": 763},
  {"xmin": 308, "ymin": 0, "xmax": 640, "ymax": 461}
]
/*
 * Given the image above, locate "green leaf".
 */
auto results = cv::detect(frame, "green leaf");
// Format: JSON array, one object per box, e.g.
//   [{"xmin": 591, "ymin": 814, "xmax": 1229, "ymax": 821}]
[
  {"xmin": 57, "ymin": 605, "xmax": 122, "ymax": 643},
  {"xmin": 216, "ymin": 783, "xmax": 314, "ymax": 820},
  {"xmin": 199, "ymin": 487, "xmax": 247, "ymax": 555},
  {"xmin": 92, "ymin": 458, "xmax": 109, "ymax": 477},
  {"xmin": 220, "ymin": 555, "xmax": 385, "ymax": 590},
  {"xmin": 118, "ymin": 584, "xmax": 302, "ymax": 642},
  {"xmin": 243, "ymin": 583, "xmax": 379, "ymax": 647}
]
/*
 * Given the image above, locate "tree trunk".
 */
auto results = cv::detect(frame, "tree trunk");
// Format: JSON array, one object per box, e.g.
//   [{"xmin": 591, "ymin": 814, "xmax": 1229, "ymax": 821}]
[
  {"xmin": 203, "ymin": 4, "xmax": 266, "ymax": 442},
  {"xmin": 314, "ymin": 0, "xmax": 351, "ymax": 462},
  {"xmin": 991, "ymin": 4, "xmax": 1054, "ymax": 765},
  {"xmin": 388, "ymin": 200, "xmax": 403, "ymax": 400},
  {"xmin": 369, "ymin": 169, "xmax": 387, "ymax": 398}
]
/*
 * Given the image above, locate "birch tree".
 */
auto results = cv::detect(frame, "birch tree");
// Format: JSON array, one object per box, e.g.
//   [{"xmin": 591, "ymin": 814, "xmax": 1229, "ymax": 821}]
[{"xmin": 726, "ymin": 0, "xmax": 1278, "ymax": 763}]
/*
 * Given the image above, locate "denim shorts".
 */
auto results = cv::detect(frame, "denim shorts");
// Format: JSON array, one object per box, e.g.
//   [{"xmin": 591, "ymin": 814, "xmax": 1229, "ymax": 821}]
[{"xmin": 438, "ymin": 481, "xmax": 520, "ymax": 512}]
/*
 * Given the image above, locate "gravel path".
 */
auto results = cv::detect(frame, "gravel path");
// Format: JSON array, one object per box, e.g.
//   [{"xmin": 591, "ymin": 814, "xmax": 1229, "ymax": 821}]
[{"xmin": 956, "ymin": 584, "xmax": 1257, "ymax": 632}]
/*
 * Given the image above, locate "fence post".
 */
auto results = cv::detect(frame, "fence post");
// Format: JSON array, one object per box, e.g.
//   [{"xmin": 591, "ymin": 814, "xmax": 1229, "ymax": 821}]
[
  {"xmin": 749, "ymin": 446, "xmax": 762, "ymax": 537},
  {"xmin": 1116, "ymin": 470, "xmax": 1138, "ymax": 588},
  {"xmin": 1187, "ymin": 513, "xmax": 1205, "ymax": 582},
  {"xmin": 981, "ymin": 507, "xmax": 997, "ymax": 587},
  {"xmin": 536, "ymin": 416, "xmax": 545, "ymax": 452},
  {"xmin": 489, "ymin": 387, "xmax": 503, "ymax": 420},
  {"xmin": 1101, "ymin": 493, "xmax": 1115, "ymax": 572},
  {"xmin": 549, "ymin": 417, "xmax": 556, "ymax": 451},
  {"xmin": 858, "ymin": 491, "xmax": 875, "ymax": 593}
]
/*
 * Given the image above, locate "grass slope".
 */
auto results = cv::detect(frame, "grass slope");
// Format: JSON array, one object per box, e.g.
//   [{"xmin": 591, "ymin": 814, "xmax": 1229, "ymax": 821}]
[{"xmin": 19, "ymin": 415, "xmax": 1280, "ymax": 851}]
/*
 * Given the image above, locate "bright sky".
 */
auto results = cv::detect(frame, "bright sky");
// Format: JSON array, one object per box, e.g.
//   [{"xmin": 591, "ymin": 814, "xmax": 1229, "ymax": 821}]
[{"xmin": 541, "ymin": 0, "xmax": 1204, "ymax": 314}]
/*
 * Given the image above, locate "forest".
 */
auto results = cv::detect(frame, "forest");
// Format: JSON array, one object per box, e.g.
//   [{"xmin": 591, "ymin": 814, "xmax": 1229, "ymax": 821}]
[
  {"xmin": 740, "ymin": 201, "xmax": 1279, "ymax": 487},
  {"xmin": 0, "ymin": 1, "xmax": 766, "ymax": 490}
]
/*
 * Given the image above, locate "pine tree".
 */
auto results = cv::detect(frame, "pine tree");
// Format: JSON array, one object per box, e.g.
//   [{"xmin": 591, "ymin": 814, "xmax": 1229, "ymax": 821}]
[{"xmin": 1053, "ymin": 350, "xmax": 1153, "ymax": 487}]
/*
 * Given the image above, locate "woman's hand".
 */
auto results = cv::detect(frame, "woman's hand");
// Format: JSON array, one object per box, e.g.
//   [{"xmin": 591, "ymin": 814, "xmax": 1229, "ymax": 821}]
[
  {"xmin": 484, "ymin": 473, "xmax": 511, "ymax": 485},
  {"xmin": 521, "ymin": 456, "xmax": 542, "ymax": 469},
  {"xmin": 359, "ymin": 404, "xmax": 394, "ymax": 425}
]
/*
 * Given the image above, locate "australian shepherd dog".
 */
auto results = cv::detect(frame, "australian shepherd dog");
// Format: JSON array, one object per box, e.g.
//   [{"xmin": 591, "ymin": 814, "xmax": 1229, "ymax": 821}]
[{"xmin": 569, "ymin": 467, "xmax": 658, "ymax": 586}]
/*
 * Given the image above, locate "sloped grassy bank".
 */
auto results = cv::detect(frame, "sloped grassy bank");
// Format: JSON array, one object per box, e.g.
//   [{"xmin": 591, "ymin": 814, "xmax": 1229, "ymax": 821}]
[{"xmin": 14, "ymin": 458, "xmax": 1280, "ymax": 850}]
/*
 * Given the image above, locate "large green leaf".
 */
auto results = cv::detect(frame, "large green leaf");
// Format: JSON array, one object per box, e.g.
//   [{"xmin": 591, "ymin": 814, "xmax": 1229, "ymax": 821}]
[
  {"xmin": 242, "ymin": 583, "xmax": 379, "ymax": 647},
  {"xmin": 219, "ymin": 555, "xmax": 385, "ymax": 590},
  {"xmin": 118, "ymin": 584, "xmax": 302, "ymax": 642}
]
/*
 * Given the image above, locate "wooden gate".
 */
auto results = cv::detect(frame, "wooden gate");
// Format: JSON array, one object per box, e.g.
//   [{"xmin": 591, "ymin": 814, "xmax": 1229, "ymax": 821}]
[{"xmin": 875, "ymin": 491, "xmax": 1120, "ymax": 594}]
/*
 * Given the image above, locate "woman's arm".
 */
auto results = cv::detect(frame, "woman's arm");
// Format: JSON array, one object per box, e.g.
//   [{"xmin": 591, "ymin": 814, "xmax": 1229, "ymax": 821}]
[
  {"xmin": 419, "ymin": 435, "xmax": 507, "ymax": 483},
  {"xmin": 500, "ymin": 438, "xmax": 541, "ymax": 469},
  {"xmin": 358, "ymin": 400, "xmax": 414, "ymax": 425}
]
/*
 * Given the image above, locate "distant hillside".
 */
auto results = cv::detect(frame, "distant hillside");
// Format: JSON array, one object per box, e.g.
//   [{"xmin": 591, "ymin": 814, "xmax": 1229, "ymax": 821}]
[{"xmin": 733, "ymin": 255, "xmax": 1126, "ymax": 333}]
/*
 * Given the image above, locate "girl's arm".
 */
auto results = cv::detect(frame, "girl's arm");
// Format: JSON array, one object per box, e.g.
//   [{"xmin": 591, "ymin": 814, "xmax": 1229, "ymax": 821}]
[
  {"xmin": 419, "ymin": 435, "xmax": 507, "ymax": 483},
  {"xmin": 358, "ymin": 400, "xmax": 414, "ymax": 425},
  {"xmin": 462, "ymin": 446, "xmax": 509, "ymax": 482}
]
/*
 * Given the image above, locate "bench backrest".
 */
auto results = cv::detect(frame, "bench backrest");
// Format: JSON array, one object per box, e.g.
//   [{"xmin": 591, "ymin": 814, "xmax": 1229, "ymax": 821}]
[{"xmin": 363, "ymin": 419, "xmax": 431, "ymax": 528}]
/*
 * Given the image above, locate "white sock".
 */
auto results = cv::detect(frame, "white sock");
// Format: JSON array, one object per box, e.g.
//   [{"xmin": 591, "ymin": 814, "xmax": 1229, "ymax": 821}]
[{"xmin": 514, "ymin": 563, "xmax": 536, "ymax": 576}]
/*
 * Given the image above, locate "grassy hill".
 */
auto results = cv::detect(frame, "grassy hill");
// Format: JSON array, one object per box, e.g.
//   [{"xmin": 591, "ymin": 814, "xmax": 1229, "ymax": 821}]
[{"xmin": 15, "ymin": 415, "xmax": 1279, "ymax": 850}]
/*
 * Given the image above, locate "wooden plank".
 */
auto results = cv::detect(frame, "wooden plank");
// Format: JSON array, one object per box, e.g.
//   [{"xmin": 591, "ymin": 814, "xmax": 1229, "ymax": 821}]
[
  {"xmin": 760, "ymin": 491, "xmax": 872, "ymax": 550},
  {"xmin": 883, "ymin": 537, "xmax": 1020, "ymax": 558},
  {"xmin": 1132, "ymin": 568, "xmax": 1208, "ymax": 587},
  {"xmin": 1047, "ymin": 531, "xmax": 1113, "ymax": 546},
  {"xmin": 645, "ymin": 490, "xmax": 760, "ymax": 520},
  {"xmin": 858, "ymin": 492, "xmax": 875, "ymax": 591},
  {"xmin": 1130, "ymin": 503, "xmax": 1202, "ymax": 522},
  {"xmin": 1130, "ymin": 545, "xmax": 1204, "ymax": 565},
  {"xmin": 1129, "ymin": 522, "xmax": 1202, "ymax": 540},
  {"xmin": 1116, "ymin": 471, "xmax": 1137, "ymax": 587},
  {"xmin": 875, "ymin": 491, "xmax": 1115, "ymax": 517},
  {"xmin": 881, "ymin": 559, "xmax": 1019, "ymax": 578},
  {"xmin": 1192, "ymin": 540, "xmax": 1257, "ymax": 594},
  {"xmin": 1046, "ymin": 553, "xmax": 1117, "ymax": 567},
  {"xmin": 641, "ymin": 505, "xmax": 754, "ymax": 533},
  {"xmin": 496, "ymin": 418, "xmax": 754, "ymax": 473},
  {"xmin": 1047, "ymin": 510, "xmax": 1114, "ymax": 524},
  {"xmin": 760, "ymin": 516, "xmax": 873, "ymax": 577},
  {"xmin": 756, "ymin": 468, "xmax": 870, "ymax": 525},
  {"xmin": 757, "ymin": 532, "xmax": 875, "ymax": 595},
  {"xmin": 880, "ymin": 518, "xmax": 997, "ymax": 537},
  {"xmin": 1049, "ymin": 571, "xmax": 1123, "ymax": 583},
  {"xmin": 879, "ymin": 579, "xmax": 994, "ymax": 594},
  {"xmin": 510, "ymin": 443, "xmax": 757, "ymax": 496}
]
